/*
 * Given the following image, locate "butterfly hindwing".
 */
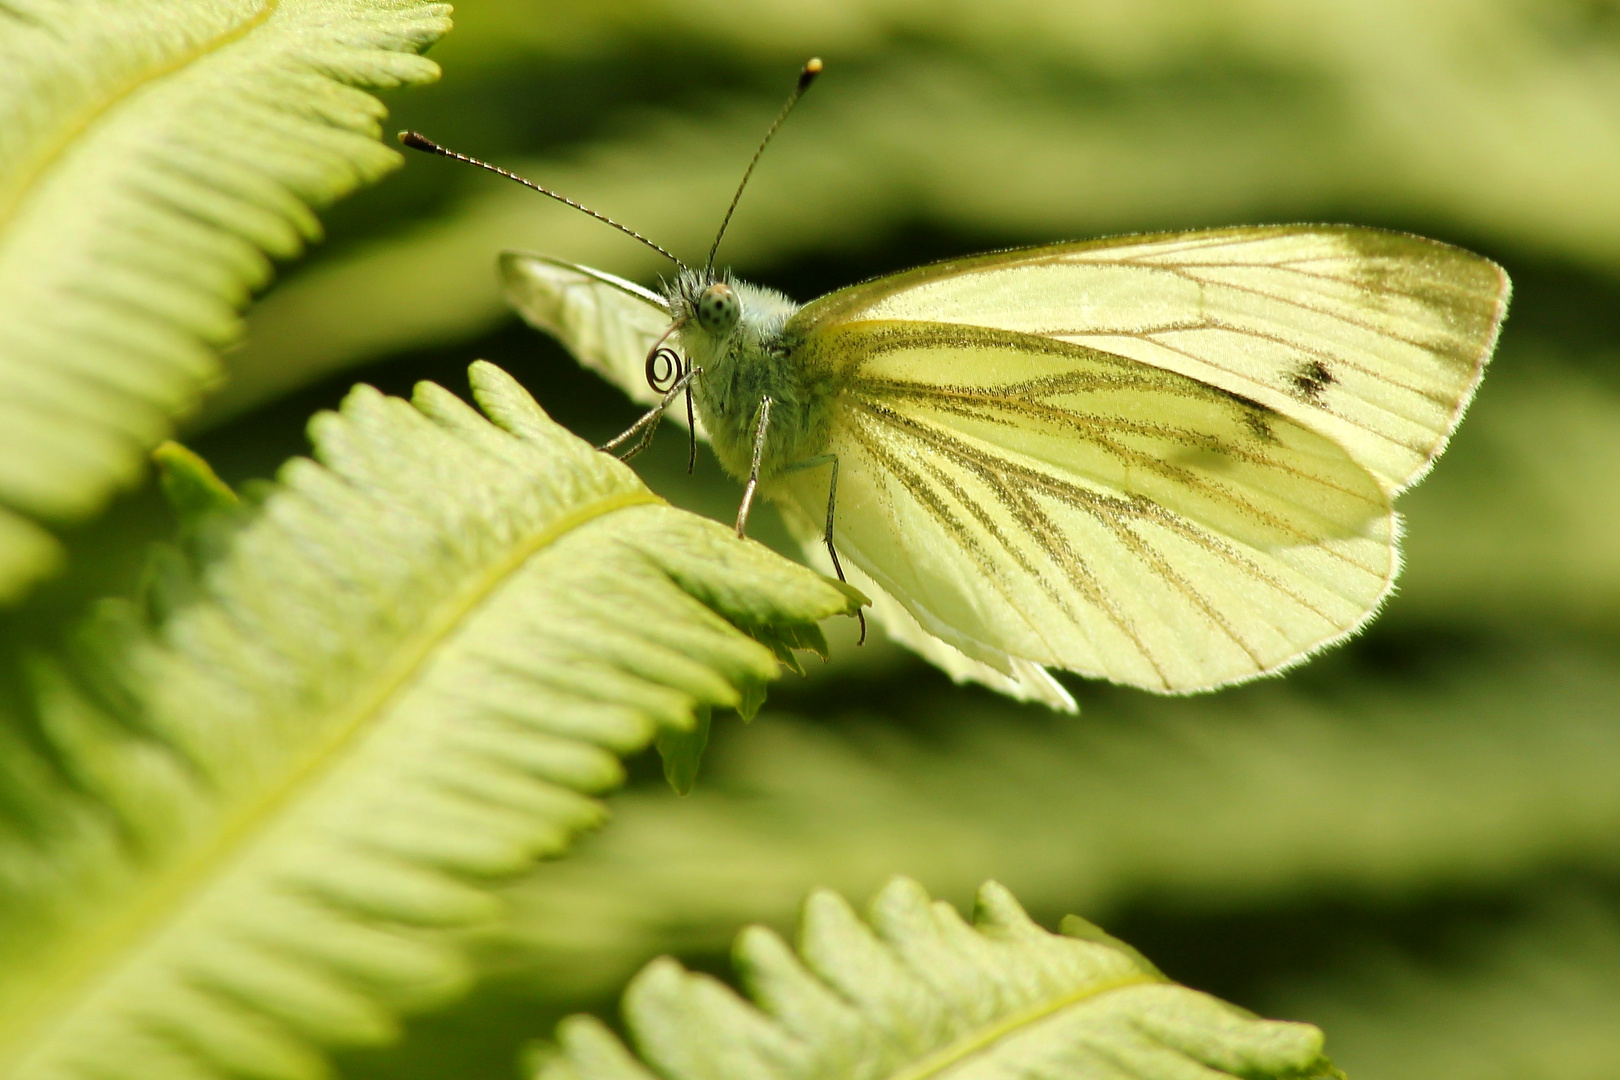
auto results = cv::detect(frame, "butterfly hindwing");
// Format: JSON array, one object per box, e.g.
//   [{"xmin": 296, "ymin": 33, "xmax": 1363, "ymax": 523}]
[
  {"xmin": 773, "ymin": 320, "xmax": 1399, "ymax": 692},
  {"xmin": 501, "ymin": 252, "xmax": 702, "ymax": 429},
  {"xmin": 797, "ymin": 543, "xmax": 1080, "ymax": 711}
]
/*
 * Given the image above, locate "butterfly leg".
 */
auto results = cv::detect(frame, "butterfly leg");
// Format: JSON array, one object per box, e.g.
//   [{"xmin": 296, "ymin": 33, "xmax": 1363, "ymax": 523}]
[
  {"xmin": 735, "ymin": 395, "xmax": 774, "ymax": 538},
  {"xmin": 782, "ymin": 452, "xmax": 866, "ymax": 646},
  {"xmin": 597, "ymin": 366, "xmax": 702, "ymax": 462},
  {"xmin": 685, "ymin": 383, "xmax": 698, "ymax": 474}
]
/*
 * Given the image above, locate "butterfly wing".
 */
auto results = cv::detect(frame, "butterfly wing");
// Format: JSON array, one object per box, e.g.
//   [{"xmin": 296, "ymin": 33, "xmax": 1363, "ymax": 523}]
[
  {"xmin": 770, "ymin": 226, "xmax": 1507, "ymax": 693},
  {"xmin": 798, "ymin": 226, "xmax": 1510, "ymax": 494},
  {"xmin": 500, "ymin": 252, "xmax": 699, "ymax": 430},
  {"xmin": 797, "ymin": 540, "xmax": 1079, "ymax": 711},
  {"xmin": 769, "ymin": 319, "xmax": 1401, "ymax": 692}
]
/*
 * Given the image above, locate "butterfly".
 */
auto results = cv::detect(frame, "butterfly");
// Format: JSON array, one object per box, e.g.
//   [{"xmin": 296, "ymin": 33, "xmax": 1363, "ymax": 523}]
[{"xmin": 405, "ymin": 62, "xmax": 1511, "ymax": 712}]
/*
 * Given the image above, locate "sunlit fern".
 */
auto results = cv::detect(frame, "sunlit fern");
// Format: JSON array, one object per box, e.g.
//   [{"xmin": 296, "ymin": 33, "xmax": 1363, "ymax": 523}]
[
  {"xmin": 0, "ymin": 361, "xmax": 859, "ymax": 1080},
  {"xmin": 0, "ymin": 0, "xmax": 451, "ymax": 603},
  {"xmin": 531, "ymin": 877, "xmax": 1342, "ymax": 1080}
]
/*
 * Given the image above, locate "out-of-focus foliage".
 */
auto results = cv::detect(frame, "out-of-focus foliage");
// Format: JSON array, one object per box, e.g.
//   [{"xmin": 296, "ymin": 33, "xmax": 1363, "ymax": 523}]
[
  {"xmin": 8, "ymin": 0, "xmax": 1620, "ymax": 1078},
  {"xmin": 1393, "ymin": 350, "xmax": 1620, "ymax": 625},
  {"xmin": 487, "ymin": 646, "xmax": 1620, "ymax": 1005},
  {"xmin": 1274, "ymin": 893, "xmax": 1620, "ymax": 1080},
  {"xmin": 532, "ymin": 878, "xmax": 1342, "ymax": 1080},
  {"xmin": 0, "ymin": 0, "xmax": 451, "ymax": 604},
  {"xmin": 0, "ymin": 363, "xmax": 855, "ymax": 1080}
]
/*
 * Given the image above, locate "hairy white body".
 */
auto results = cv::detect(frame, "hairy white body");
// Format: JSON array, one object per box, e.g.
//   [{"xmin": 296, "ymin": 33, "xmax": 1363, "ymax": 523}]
[{"xmin": 663, "ymin": 272, "xmax": 826, "ymax": 482}]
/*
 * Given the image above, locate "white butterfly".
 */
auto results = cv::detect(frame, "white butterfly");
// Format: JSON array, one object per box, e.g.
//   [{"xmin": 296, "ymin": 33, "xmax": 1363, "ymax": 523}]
[
  {"xmin": 500, "ymin": 226, "xmax": 1508, "ymax": 711},
  {"xmin": 403, "ymin": 62, "xmax": 1509, "ymax": 712}
]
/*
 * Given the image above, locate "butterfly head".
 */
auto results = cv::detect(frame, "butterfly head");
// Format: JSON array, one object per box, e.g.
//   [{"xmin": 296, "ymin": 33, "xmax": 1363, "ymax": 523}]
[
  {"xmin": 640, "ymin": 269, "xmax": 742, "ymax": 394},
  {"xmin": 667, "ymin": 267, "xmax": 747, "ymax": 345},
  {"xmin": 661, "ymin": 268, "xmax": 801, "ymax": 383}
]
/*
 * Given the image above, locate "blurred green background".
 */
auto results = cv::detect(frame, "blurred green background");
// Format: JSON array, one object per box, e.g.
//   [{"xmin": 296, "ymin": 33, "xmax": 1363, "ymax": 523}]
[{"xmin": 25, "ymin": 1, "xmax": 1620, "ymax": 1077}]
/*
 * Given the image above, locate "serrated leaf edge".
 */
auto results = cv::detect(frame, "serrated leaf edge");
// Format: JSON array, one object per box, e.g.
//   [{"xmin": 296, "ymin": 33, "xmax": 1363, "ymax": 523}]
[{"xmin": 37, "ymin": 487, "xmax": 670, "ymax": 1048}]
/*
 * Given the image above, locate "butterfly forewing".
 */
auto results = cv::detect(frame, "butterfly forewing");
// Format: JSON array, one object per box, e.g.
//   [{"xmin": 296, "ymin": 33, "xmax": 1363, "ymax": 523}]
[{"xmin": 794, "ymin": 226, "xmax": 1509, "ymax": 492}]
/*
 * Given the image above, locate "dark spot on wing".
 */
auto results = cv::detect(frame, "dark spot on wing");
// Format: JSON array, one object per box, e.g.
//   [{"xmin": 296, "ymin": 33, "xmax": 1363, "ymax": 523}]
[
  {"xmin": 1242, "ymin": 409, "xmax": 1275, "ymax": 442},
  {"xmin": 1291, "ymin": 359, "xmax": 1335, "ymax": 400},
  {"xmin": 1214, "ymin": 387, "xmax": 1279, "ymax": 442}
]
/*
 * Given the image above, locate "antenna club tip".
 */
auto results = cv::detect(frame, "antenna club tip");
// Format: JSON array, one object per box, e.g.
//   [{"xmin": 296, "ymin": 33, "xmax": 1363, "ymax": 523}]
[
  {"xmin": 799, "ymin": 57, "xmax": 823, "ymax": 88},
  {"xmin": 398, "ymin": 130, "xmax": 438, "ymax": 152}
]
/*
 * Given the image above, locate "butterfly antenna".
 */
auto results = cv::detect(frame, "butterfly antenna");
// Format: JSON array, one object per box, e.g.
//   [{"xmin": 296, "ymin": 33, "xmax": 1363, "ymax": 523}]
[
  {"xmin": 705, "ymin": 57, "xmax": 822, "ymax": 274},
  {"xmin": 398, "ymin": 132, "xmax": 686, "ymax": 269}
]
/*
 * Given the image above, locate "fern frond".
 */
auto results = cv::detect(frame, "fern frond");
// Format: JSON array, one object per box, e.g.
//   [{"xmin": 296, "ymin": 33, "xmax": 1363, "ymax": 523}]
[
  {"xmin": 532, "ymin": 877, "xmax": 1341, "ymax": 1080},
  {"xmin": 498, "ymin": 646, "xmax": 1620, "ymax": 1002},
  {"xmin": 0, "ymin": 362, "xmax": 859, "ymax": 1080},
  {"xmin": 0, "ymin": 0, "xmax": 452, "ymax": 603}
]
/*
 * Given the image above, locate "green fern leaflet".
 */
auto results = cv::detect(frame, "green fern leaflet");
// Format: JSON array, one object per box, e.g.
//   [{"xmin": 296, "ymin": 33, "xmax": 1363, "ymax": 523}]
[
  {"xmin": 535, "ymin": 877, "xmax": 1342, "ymax": 1080},
  {"xmin": 0, "ymin": 0, "xmax": 451, "ymax": 603},
  {"xmin": 0, "ymin": 363, "xmax": 859, "ymax": 1080}
]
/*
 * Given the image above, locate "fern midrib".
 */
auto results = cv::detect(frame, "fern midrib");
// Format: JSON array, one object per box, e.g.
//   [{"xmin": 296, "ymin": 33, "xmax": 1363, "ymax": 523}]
[
  {"xmin": 7, "ymin": 487, "xmax": 664, "ymax": 1072},
  {"xmin": 885, "ymin": 973, "xmax": 1166, "ymax": 1080},
  {"xmin": 0, "ymin": 0, "xmax": 278, "ymax": 235}
]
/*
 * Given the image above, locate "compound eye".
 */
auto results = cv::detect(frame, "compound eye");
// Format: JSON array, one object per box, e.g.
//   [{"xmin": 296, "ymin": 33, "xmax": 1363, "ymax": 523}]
[{"xmin": 696, "ymin": 282, "xmax": 741, "ymax": 333}]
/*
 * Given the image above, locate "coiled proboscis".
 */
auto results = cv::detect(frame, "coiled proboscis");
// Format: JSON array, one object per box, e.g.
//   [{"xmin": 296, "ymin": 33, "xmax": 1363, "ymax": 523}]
[{"xmin": 645, "ymin": 343, "xmax": 683, "ymax": 392}]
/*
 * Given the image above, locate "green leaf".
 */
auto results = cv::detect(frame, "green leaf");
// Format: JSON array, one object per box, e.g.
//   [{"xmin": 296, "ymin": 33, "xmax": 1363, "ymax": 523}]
[
  {"xmin": 0, "ymin": 0, "xmax": 452, "ymax": 604},
  {"xmin": 530, "ymin": 877, "xmax": 1341, "ymax": 1080},
  {"xmin": 140, "ymin": 440, "xmax": 248, "ymax": 623},
  {"xmin": 153, "ymin": 441, "xmax": 241, "ymax": 525},
  {"xmin": 655, "ymin": 705, "xmax": 711, "ymax": 796},
  {"xmin": 0, "ymin": 361, "xmax": 857, "ymax": 1080}
]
